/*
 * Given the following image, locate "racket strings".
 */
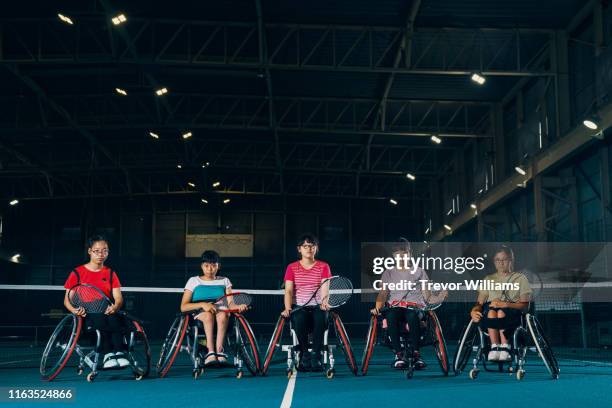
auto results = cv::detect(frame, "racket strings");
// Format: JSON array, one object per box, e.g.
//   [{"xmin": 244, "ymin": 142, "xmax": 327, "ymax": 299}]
[
  {"xmin": 69, "ymin": 286, "xmax": 110, "ymax": 313},
  {"xmin": 217, "ymin": 292, "xmax": 253, "ymax": 309},
  {"xmin": 325, "ymin": 277, "xmax": 353, "ymax": 307}
]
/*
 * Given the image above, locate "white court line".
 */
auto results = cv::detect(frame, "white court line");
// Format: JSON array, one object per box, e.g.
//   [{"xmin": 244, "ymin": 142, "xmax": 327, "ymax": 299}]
[
  {"xmin": 280, "ymin": 369, "xmax": 297, "ymax": 408},
  {"xmin": 0, "ymin": 359, "xmax": 36, "ymax": 366}
]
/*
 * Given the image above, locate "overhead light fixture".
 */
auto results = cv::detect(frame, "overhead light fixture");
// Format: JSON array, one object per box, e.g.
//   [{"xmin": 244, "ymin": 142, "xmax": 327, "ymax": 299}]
[
  {"xmin": 182, "ymin": 131, "xmax": 192, "ymax": 140},
  {"xmin": 9, "ymin": 199, "xmax": 19, "ymax": 206},
  {"xmin": 212, "ymin": 181, "xmax": 221, "ymax": 188},
  {"xmin": 514, "ymin": 166, "xmax": 526, "ymax": 176},
  {"xmin": 57, "ymin": 13, "xmax": 74, "ymax": 25},
  {"xmin": 155, "ymin": 87, "xmax": 168, "ymax": 96},
  {"xmin": 188, "ymin": 182, "xmax": 196, "ymax": 187},
  {"xmin": 202, "ymin": 162, "xmax": 210, "ymax": 168},
  {"xmin": 201, "ymin": 198, "xmax": 208, "ymax": 204},
  {"xmin": 177, "ymin": 164, "xmax": 182, "ymax": 169},
  {"xmin": 115, "ymin": 87, "xmax": 127, "ymax": 96},
  {"xmin": 517, "ymin": 181, "xmax": 527, "ymax": 188},
  {"xmin": 444, "ymin": 224, "xmax": 452, "ymax": 231},
  {"xmin": 425, "ymin": 227, "xmax": 430, "ymax": 234},
  {"xmin": 430, "ymin": 135, "xmax": 442, "ymax": 144},
  {"xmin": 471, "ymin": 73, "xmax": 486, "ymax": 85},
  {"xmin": 470, "ymin": 203, "xmax": 477, "ymax": 210},
  {"xmin": 583, "ymin": 114, "xmax": 600, "ymax": 130},
  {"xmin": 223, "ymin": 198, "xmax": 231, "ymax": 204},
  {"xmin": 389, "ymin": 199, "xmax": 398, "ymax": 205},
  {"xmin": 111, "ymin": 14, "xmax": 127, "ymax": 25},
  {"xmin": 478, "ymin": 188, "xmax": 483, "ymax": 194},
  {"xmin": 149, "ymin": 131, "xmax": 159, "ymax": 139},
  {"xmin": 406, "ymin": 173, "xmax": 416, "ymax": 181},
  {"xmin": 446, "ymin": 208, "xmax": 453, "ymax": 215},
  {"xmin": 10, "ymin": 254, "xmax": 21, "ymax": 263}
]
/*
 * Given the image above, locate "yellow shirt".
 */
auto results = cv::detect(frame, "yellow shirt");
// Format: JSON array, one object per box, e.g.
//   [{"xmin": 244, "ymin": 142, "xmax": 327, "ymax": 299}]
[{"xmin": 478, "ymin": 272, "xmax": 532, "ymax": 303}]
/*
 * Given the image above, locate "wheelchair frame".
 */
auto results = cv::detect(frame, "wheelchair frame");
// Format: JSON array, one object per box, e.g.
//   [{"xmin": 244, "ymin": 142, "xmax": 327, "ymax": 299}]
[{"xmin": 40, "ymin": 313, "xmax": 151, "ymax": 382}]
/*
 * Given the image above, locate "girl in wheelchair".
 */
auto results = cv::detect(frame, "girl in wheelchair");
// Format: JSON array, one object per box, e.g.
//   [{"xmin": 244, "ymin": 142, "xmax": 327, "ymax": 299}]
[
  {"xmin": 470, "ymin": 246, "xmax": 532, "ymax": 362},
  {"xmin": 63, "ymin": 235, "xmax": 129, "ymax": 370},
  {"xmin": 370, "ymin": 240, "xmax": 428, "ymax": 370},
  {"xmin": 281, "ymin": 234, "xmax": 332, "ymax": 372},
  {"xmin": 180, "ymin": 250, "xmax": 247, "ymax": 367}
]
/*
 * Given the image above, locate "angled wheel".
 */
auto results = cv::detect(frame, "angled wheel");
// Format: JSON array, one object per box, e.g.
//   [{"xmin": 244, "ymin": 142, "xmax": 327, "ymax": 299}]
[
  {"xmin": 40, "ymin": 315, "xmax": 82, "ymax": 381},
  {"xmin": 127, "ymin": 320, "xmax": 151, "ymax": 379},
  {"xmin": 425, "ymin": 311, "xmax": 449, "ymax": 375},
  {"xmin": 331, "ymin": 312, "xmax": 357, "ymax": 375},
  {"xmin": 234, "ymin": 314, "xmax": 261, "ymax": 376},
  {"xmin": 361, "ymin": 315, "xmax": 378, "ymax": 376},
  {"xmin": 526, "ymin": 314, "xmax": 559, "ymax": 379},
  {"xmin": 157, "ymin": 314, "xmax": 189, "ymax": 378},
  {"xmin": 261, "ymin": 315, "xmax": 286, "ymax": 376},
  {"xmin": 453, "ymin": 319, "xmax": 478, "ymax": 375}
]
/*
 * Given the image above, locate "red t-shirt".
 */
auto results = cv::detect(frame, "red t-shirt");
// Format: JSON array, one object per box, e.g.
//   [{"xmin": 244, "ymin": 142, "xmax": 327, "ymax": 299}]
[
  {"xmin": 284, "ymin": 260, "xmax": 332, "ymax": 306},
  {"xmin": 63, "ymin": 265, "xmax": 121, "ymax": 298}
]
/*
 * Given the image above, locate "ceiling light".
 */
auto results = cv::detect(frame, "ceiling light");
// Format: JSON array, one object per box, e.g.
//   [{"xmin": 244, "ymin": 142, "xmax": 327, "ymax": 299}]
[
  {"xmin": 149, "ymin": 131, "xmax": 159, "ymax": 139},
  {"xmin": 430, "ymin": 135, "xmax": 442, "ymax": 144},
  {"xmin": 57, "ymin": 13, "xmax": 74, "ymax": 25},
  {"xmin": 583, "ymin": 114, "xmax": 600, "ymax": 130},
  {"xmin": 389, "ymin": 199, "xmax": 398, "ymax": 205},
  {"xmin": 470, "ymin": 203, "xmax": 477, "ymax": 210},
  {"xmin": 111, "ymin": 14, "xmax": 127, "ymax": 25},
  {"xmin": 9, "ymin": 199, "xmax": 19, "ymax": 206},
  {"xmin": 188, "ymin": 182, "xmax": 196, "ymax": 187},
  {"xmin": 182, "ymin": 131, "xmax": 192, "ymax": 140},
  {"xmin": 514, "ymin": 166, "xmax": 526, "ymax": 176},
  {"xmin": 223, "ymin": 198, "xmax": 231, "ymax": 204},
  {"xmin": 444, "ymin": 224, "xmax": 452, "ymax": 231},
  {"xmin": 155, "ymin": 87, "xmax": 168, "ymax": 96},
  {"xmin": 471, "ymin": 73, "xmax": 486, "ymax": 85},
  {"xmin": 201, "ymin": 198, "xmax": 208, "ymax": 204},
  {"xmin": 406, "ymin": 173, "xmax": 416, "ymax": 181},
  {"xmin": 212, "ymin": 181, "xmax": 221, "ymax": 188},
  {"xmin": 115, "ymin": 87, "xmax": 127, "ymax": 96},
  {"xmin": 177, "ymin": 164, "xmax": 182, "ymax": 169}
]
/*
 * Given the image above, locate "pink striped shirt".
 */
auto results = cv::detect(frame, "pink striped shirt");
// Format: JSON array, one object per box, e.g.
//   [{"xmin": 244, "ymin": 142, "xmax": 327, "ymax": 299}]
[{"xmin": 284, "ymin": 260, "xmax": 332, "ymax": 306}]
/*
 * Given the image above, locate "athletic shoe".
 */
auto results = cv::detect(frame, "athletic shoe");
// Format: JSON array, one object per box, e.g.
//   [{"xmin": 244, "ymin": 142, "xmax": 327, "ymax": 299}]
[
  {"xmin": 114, "ymin": 352, "xmax": 130, "ymax": 368},
  {"xmin": 487, "ymin": 344, "xmax": 500, "ymax": 361},
  {"xmin": 311, "ymin": 352, "xmax": 323, "ymax": 372},
  {"xmin": 393, "ymin": 352, "xmax": 406, "ymax": 369},
  {"xmin": 498, "ymin": 344, "xmax": 511, "ymax": 361},
  {"xmin": 103, "ymin": 353, "xmax": 119, "ymax": 369},
  {"xmin": 414, "ymin": 350, "xmax": 427, "ymax": 370},
  {"xmin": 297, "ymin": 351, "xmax": 310, "ymax": 371}
]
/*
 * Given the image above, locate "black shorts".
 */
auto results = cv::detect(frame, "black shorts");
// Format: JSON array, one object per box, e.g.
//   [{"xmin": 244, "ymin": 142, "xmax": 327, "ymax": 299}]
[{"xmin": 480, "ymin": 304, "xmax": 522, "ymax": 331}]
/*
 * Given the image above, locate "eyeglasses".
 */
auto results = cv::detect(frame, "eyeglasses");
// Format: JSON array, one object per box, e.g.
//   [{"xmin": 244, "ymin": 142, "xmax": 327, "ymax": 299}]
[
  {"xmin": 91, "ymin": 249, "xmax": 109, "ymax": 256},
  {"xmin": 300, "ymin": 244, "xmax": 317, "ymax": 250}
]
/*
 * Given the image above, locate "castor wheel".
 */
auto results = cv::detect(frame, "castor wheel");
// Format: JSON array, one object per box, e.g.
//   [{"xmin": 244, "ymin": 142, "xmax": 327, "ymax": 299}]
[
  {"xmin": 77, "ymin": 368, "xmax": 83, "ymax": 376},
  {"xmin": 325, "ymin": 369, "xmax": 335, "ymax": 379},
  {"xmin": 469, "ymin": 368, "xmax": 479, "ymax": 380},
  {"xmin": 236, "ymin": 370, "xmax": 243, "ymax": 379},
  {"xmin": 86, "ymin": 372, "xmax": 96, "ymax": 382},
  {"xmin": 516, "ymin": 369, "xmax": 525, "ymax": 380},
  {"xmin": 135, "ymin": 374, "xmax": 144, "ymax": 381}
]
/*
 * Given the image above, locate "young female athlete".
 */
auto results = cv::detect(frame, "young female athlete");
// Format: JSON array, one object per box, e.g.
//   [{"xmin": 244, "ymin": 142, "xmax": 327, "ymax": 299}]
[
  {"xmin": 180, "ymin": 250, "xmax": 247, "ymax": 366},
  {"xmin": 281, "ymin": 234, "xmax": 331, "ymax": 372},
  {"xmin": 63, "ymin": 235, "xmax": 129, "ymax": 369},
  {"xmin": 470, "ymin": 246, "xmax": 532, "ymax": 361}
]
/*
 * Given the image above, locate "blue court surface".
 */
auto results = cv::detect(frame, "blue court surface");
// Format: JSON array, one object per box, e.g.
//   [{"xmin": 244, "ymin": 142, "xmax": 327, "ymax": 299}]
[{"xmin": 1, "ymin": 345, "xmax": 611, "ymax": 408}]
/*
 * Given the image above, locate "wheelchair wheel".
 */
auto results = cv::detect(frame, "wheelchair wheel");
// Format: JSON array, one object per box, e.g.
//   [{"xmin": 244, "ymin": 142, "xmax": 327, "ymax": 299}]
[
  {"xmin": 157, "ymin": 314, "xmax": 189, "ymax": 378},
  {"xmin": 426, "ymin": 311, "xmax": 449, "ymax": 375},
  {"xmin": 261, "ymin": 315, "xmax": 285, "ymax": 376},
  {"xmin": 360, "ymin": 315, "xmax": 378, "ymax": 376},
  {"xmin": 40, "ymin": 315, "xmax": 82, "ymax": 381},
  {"xmin": 127, "ymin": 320, "xmax": 151, "ymax": 379},
  {"xmin": 234, "ymin": 314, "xmax": 261, "ymax": 376},
  {"xmin": 331, "ymin": 312, "xmax": 357, "ymax": 375},
  {"xmin": 526, "ymin": 314, "xmax": 560, "ymax": 379},
  {"xmin": 453, "ymin": 319, "xmax": 478, "ymax": 375}
]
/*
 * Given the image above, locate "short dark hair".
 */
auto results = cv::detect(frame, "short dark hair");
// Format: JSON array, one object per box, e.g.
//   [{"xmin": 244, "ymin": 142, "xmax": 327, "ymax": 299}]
[
  {"xmin": 86, "ymin": 235, "xmax": 108, "ymax": 249},
  {"xmin": 296, "ymin": 234, "xmax": 319, "ymax": 247},
  {"xmin": 200, "ymin": 250, "xmax": 220, "ymax": 264}
]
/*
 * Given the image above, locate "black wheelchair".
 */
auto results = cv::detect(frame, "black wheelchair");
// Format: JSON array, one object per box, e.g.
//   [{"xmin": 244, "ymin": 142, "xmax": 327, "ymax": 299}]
[
  {"xmin": 40, "ymin": 313, "xmax": 151, "ymax": 382},
  {"xmin": 261, "ymin": 311, "xmax": 358, "ymax": 379},
  {"xmin": 360, "ymin": 309, "xmax": 449, "ymax": 379},
  {"xmin": 156, "ymin": 311, "xmax": 260, "ymax": 379},
  {"xmin": 452, "ymin": 311, "xmax": 560, "ymax": 380}
]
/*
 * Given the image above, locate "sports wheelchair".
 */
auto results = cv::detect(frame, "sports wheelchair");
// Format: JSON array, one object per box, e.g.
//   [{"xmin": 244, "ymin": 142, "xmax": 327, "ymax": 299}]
[
  {"xmin": 360, "ymin": 309, "xmax": 449, "ymax": 379},
  {"xmin": 40, "ymin": 313, "xmax": 151, "ymax": 382},
  {"xmin": 452, "ymin": 311, "xmax": 559, "ymax": 380},
  {"xmin": 261, "ymin": 311, "xmax": 358, "ymax": 379},
  {"xmin": 156, "ymin": 311, "xmax": 260, "ymax": 379}
]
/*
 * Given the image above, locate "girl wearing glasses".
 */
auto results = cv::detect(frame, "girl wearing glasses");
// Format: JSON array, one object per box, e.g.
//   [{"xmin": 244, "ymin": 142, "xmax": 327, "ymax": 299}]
[
  {"xmin": 469, "ymin": 246, "xmax": 532, "ymax": 361},
  {"xmin": 63, "ymin": 235, "xmax": 128, "ymax": 369},
  {"xmin": 281, "ymin": 234, "xmax": 332, "ymax": 372}
]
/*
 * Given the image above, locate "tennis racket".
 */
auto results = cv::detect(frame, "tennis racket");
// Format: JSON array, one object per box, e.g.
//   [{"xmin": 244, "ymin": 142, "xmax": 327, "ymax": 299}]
[
  {"xmin": 67, "ymin": 284, "xmax": 113, "ymax": 314},
  {"xmin": 381, "ymin": 280, "xmax": 447, "ymax": 312},
  {"xmin": 290, "ymin": 276, "xmax": 353, "ymax": 315},
  {"xmin": 196, "ymin": 292, "xmax": 253, "ymax": 314}
]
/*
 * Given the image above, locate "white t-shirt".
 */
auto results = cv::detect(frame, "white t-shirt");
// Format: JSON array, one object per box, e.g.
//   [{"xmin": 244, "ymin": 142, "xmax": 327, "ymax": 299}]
[{"xmin": 184, "ymin": 276, "xmax": 232, "ymax": 302}]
